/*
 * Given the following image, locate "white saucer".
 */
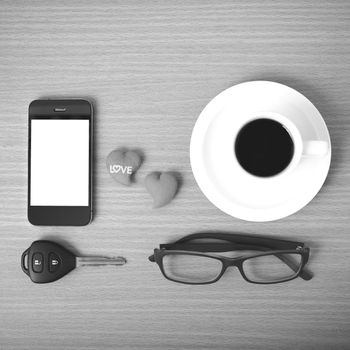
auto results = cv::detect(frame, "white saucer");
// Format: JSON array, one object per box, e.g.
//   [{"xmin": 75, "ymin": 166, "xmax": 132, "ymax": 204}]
[{"xmin": 190, "ymin": 81, "xmax": 331, "ymax": 222}]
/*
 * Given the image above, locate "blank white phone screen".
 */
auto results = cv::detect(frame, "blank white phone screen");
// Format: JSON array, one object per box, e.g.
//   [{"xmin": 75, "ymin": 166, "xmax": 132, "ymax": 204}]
[{"xmin": 30, "ymin": 119, "xmax": 89, "ymax": 206}]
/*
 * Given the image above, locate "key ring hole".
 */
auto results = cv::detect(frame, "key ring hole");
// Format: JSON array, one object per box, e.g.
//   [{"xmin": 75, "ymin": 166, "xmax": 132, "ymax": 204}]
[
  {"xmin": 23, "ymin": 255, "xmax": 28, "ymax": 270},
  {"xmin": 21, "ymin": 249, "xmax": 30, "ymax": 276}
]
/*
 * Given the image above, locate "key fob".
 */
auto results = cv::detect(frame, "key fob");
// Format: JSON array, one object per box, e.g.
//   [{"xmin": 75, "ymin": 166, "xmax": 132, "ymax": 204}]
[{"xmin": 21, "ymin": 240, "xmax": 76, "ymax": 283}]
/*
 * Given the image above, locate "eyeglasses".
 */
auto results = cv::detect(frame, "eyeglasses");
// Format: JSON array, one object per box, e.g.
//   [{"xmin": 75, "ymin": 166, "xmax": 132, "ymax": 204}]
[{"xmin": 149, "ymin": 233, "xmax": 312, "ymax": 285}]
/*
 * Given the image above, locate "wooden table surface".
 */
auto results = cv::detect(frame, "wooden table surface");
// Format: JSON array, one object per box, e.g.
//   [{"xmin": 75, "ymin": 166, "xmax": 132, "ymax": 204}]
[{"xmin": 1, "ymin": 1, "xmax": 349, "ymax": 349}]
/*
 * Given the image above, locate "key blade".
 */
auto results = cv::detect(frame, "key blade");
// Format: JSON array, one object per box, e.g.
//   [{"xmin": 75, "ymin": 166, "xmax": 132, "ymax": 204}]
[{"xmin": 76, "ymin": 256, "xmax": 127, "ymax": 267}]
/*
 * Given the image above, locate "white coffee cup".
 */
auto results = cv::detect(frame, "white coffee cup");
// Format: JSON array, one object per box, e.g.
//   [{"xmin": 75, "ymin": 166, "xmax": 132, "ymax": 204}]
[{"xmin": 230, "ymin": 111, "xmax": 329, "ymax": 179}]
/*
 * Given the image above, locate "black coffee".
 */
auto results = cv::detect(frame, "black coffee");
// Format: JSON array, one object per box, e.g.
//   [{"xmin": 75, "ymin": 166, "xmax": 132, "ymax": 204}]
[{"xmin": 235, "ymin": 118, "xmax": 294, "ymax": 177}]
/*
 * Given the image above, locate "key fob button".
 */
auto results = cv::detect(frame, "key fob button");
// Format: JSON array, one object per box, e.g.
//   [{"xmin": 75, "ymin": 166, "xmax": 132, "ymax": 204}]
[
  {"xmin": 32, "ymin": 253, "xmax": 43, "ymax": 273},
  {"xmin": 49, "ymin": 252, "xmax": 61, "ymax": 273}
]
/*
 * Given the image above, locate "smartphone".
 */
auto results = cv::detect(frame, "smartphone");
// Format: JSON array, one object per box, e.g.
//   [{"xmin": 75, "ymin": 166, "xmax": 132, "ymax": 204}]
[{"xmin": 28, "ymin": 99, "xmax": 93, "ymax": 226}]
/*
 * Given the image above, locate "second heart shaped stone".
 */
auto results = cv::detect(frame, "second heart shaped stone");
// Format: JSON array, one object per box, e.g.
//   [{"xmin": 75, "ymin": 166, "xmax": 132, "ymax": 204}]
[
  {"xmin": 106, "ymin": 149, "xmax": 142, "ymax": 186},
  {"xmin": 145, "ymin": 172, "xmax": 178, "ymax": 208}
]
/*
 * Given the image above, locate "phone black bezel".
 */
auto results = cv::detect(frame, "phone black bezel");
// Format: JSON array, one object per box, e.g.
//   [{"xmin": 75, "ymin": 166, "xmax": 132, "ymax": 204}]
[{"xmin": 28, "ymin": 99, "xmax": 93, "ymax": 226}]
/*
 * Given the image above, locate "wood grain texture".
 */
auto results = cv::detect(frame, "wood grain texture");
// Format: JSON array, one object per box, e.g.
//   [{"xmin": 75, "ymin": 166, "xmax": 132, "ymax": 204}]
[{"xmin": 0, "ymin": 1, "xmax": 350, "ymax": 349}]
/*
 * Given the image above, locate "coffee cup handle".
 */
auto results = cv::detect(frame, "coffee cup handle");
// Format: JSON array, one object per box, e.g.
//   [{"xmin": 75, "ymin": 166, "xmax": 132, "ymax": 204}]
[{"xmin": 302, "ymin": 140, "xmax": 329, "ymax": 157}]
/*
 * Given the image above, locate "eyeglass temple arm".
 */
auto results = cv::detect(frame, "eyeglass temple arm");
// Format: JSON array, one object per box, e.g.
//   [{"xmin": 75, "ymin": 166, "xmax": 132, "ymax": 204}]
[
  {"xmin": 150, "ymin": 232, "xmax": 302, "ymax": 258},
  {"xmin": 175, "ymin": 232, "xmax": 304, "ymax": 250},
  {"xmin": 148, "ymin": 242, "xmax": 247, "ymax": 261},
  {"xmin": 274, "ymin": 251, "xmax": 312, "ymax": 280}
]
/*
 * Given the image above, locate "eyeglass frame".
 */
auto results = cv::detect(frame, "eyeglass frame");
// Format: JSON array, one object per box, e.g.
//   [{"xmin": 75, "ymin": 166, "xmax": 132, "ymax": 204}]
[{"xmin": 149, "ymin": 232, "xmax": 312, "ymax": 285}]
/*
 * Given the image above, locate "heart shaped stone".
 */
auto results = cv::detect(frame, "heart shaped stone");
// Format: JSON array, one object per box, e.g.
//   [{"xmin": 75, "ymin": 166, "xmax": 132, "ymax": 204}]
[
  {"xmin": 145, "ymin": 172, "xmax": 178, "ymax": 208},
  {"xmin": 106, "ymin": 149, "xmax": 142, "ymax": 186}
]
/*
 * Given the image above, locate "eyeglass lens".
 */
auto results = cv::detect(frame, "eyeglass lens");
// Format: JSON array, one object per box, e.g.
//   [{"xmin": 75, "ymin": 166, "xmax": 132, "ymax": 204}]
[
  {"xmin": 162, "ymin": 254, "xmax": 223, "ymax": 283},
  {"xmin": 242, "ymin": 253, "xmax": 302, "ymax": 283}
]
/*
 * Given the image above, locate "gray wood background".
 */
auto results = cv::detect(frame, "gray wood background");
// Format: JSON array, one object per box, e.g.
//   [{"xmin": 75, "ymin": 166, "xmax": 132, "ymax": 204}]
[{"xmin": 0, "ymin": 1, "xmax": 349, "ymax": 349}]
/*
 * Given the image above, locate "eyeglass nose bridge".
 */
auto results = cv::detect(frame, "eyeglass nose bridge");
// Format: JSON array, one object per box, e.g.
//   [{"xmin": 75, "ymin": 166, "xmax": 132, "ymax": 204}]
[
  {"xmin": 222, "ymin": 257, "xmax": 243, "ymax": 270},
  {"xmin": 218, "ymin": 259, "xmax": 244, "ymax": 281}
]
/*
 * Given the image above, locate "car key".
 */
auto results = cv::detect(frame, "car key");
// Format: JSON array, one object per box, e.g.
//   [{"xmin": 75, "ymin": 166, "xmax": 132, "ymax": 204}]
[{"xmin": 21, "ymin": 240, "xmax": 126, "ymax": 284}]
